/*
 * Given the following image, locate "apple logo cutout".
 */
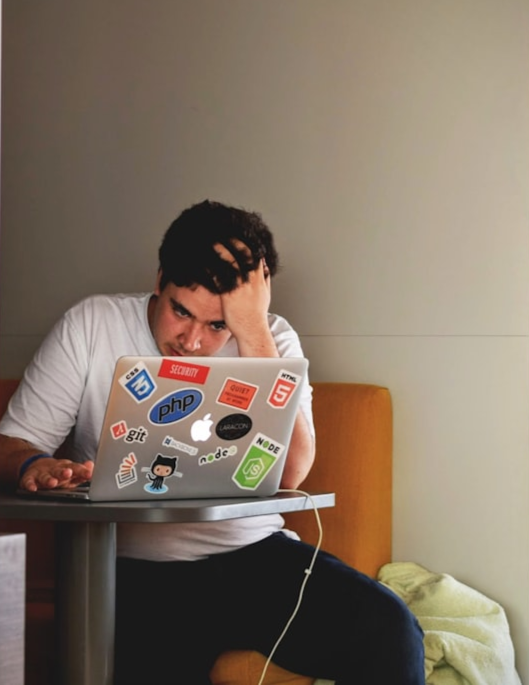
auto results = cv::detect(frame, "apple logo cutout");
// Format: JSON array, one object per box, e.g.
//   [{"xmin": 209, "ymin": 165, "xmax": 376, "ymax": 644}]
[{"xmin": 191, "ymin": 413, "xmax": 214, "ymax": 441}]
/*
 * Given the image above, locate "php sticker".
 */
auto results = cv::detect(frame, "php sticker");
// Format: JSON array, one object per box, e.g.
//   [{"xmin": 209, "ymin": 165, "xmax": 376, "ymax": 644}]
[{"xmin": 149, "ymin": 388, "xmax": 203, "ymax": 425}]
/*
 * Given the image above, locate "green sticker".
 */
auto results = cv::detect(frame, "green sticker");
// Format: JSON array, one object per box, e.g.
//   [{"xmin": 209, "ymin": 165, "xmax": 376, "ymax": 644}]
[{"xmin": 232, "ymin": 433, "xmax": 285, "ymax": 490}]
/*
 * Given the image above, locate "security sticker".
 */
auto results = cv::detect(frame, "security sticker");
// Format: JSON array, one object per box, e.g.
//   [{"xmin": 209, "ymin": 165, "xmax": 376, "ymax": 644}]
[
  {"xmin": 119, "ymin": 362, "xmax": 157, "ymax": 403},
  {"xmin": 217, "ymin": 377, "xmax": 258, "ymax": 411},
  {"xmin": 115, "ymin": 452, "xmax": 139, "ymax": 489},
  {"xmin": 267, "ymin": 370, "xmax": 303, "ymax": 409},
  {"xmin": 232, "ymin": 433, "xmax": 285, "ymax": 490},
  {"xmin": 158, "ymin": 359, "xmax": 210, "ymax": 384}
]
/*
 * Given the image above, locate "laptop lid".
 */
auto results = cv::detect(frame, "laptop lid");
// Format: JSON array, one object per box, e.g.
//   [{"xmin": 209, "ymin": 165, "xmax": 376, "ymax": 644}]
[{"xmin": 66, "ymin": 355, "xmax": 309, "ymax": 502}]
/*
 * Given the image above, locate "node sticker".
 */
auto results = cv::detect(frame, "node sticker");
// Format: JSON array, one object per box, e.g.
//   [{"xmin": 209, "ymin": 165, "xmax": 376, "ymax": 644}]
[
  {"xmin": 232, "ymin": 433, "xmax": 285, "ymax": 490},
  {"xmin": 217, "ymin": 377, "xmax": 258, "ymax": 411},
  {"xmin": 198, "ymin": 445, "xmax": 238, "ymax": 466}
]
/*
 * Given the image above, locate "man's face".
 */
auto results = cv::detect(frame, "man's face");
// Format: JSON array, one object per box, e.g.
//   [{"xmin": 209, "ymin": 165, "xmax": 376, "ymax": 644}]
[{"xmin": 148, "ymin": 275, "xmax": 232, "ymax": 357}]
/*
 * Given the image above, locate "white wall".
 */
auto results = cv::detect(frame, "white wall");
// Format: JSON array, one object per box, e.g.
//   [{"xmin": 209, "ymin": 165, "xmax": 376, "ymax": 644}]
[{"xmin": 1, "ymin": 1, "xmax": 529, "ymax": 680}]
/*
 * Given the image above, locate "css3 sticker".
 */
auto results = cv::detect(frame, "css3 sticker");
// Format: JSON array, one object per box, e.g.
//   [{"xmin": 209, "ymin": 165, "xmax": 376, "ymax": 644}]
[{"xmin": 119, "ymin": 362, "xmax": 157, "ymax": 403}]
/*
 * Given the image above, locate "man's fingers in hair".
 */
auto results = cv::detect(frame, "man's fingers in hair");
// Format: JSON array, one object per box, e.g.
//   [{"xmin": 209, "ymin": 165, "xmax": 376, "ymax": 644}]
[{"xmin": 213, "ymin": 240, "xmax": 252, "ymax": 268}]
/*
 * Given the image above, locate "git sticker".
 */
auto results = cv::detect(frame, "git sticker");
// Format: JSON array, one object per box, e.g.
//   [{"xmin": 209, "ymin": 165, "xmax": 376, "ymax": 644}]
[
  {"xmin": 267, "ymin": 370, "xmax": 303, "ymax": 409},
  {"xmin": 232, "ymin": 433, "xmax": 285, "ymax": 490},
  {"xmin": 217, "ymin": 377, "xmax": 258, "ymax": 411}
]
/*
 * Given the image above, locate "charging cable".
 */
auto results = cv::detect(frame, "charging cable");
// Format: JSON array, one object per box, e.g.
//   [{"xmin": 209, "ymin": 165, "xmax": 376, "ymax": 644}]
[{"xmin": 256, "ymin": 489, "xmax": 323, "ymax": 685}]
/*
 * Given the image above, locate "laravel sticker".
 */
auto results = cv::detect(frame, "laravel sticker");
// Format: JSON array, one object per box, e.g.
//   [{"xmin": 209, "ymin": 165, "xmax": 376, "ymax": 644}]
[
  {"xmin": 216, "ymin": 377, "xmax": 258, "ymax": 411},
  {"xmin": 158, "ymin": 359, "xmax": 210, "ymax": 384},
  {"xmin": 267, "ymin": 370, "xmax": 303, "ymax": 409}
]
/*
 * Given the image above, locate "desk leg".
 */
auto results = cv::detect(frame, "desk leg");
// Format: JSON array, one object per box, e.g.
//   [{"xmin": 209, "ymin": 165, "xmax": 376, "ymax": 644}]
[{"xmin": 55, "ymin": 521, "xmax": 116, "ymax": 685}]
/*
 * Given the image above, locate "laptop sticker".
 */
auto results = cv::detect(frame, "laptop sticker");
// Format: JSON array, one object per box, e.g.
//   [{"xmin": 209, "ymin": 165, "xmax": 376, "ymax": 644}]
[
  {"xmin": 215, "ymin": 413, "xmax": 253, "ymax": 440},
  {"xmin": 232, "ymin": 433, "xmax": 286, "ymax": 490},
  {"xmin": 216, "ymin": 377, "xmax": 258, "ymax": 411},
  {"xmin": 119, "ymin": 362, "xmax": 157, "ymax": 403},
  {"xmin": 162, "ymin": 435, "xmax": 198, "ymax": 456},
  {"xmin": 115, "ymin": 452, "xmax": 139, "ymax": 489},
  {"xmin": 267, "ymin": 370, "xmax": 303, "ymax": 409},
  {"xmin": 198, "ymin": 445, "xmax": 238, "ymax": 466},
  {"xmin": 111, "ymin": 420, "xmax": 128, "ymax": 439},
  {"xmin": 143, "ymin": 454, "xmax": 183, "ymax": 494},
  {"xmin": 148, "ymin": 388, "xmax": 203, "ymax": 425},
  {"xmin": 123, "ymin": 426, "xmax": 148, "ymax": 444},
  {"xmin": 158, "ymin": 358, "xmax": 211, "ymax": 384}
]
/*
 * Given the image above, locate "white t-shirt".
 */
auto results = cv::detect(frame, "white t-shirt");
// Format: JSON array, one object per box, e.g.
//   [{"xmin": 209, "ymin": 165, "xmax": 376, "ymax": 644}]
[{"xmin": 0, "ymin": 293, "xmax": 314, "ymax": 561}]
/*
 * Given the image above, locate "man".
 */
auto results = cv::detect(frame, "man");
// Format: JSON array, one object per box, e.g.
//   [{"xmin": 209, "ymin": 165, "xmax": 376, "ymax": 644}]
[{"xmin": 0, "ymin": 200, "xmax": 425, "ymax": 684}]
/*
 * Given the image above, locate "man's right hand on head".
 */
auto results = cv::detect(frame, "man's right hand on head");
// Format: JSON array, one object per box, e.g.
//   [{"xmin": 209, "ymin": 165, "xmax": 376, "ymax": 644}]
[{"xmin": 20, "ymin": 458, "xmax": 94, "ymax": 492}]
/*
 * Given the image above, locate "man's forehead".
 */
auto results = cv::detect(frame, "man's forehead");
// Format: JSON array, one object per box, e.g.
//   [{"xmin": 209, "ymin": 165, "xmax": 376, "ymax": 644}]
[{"xmin": 170, "ymin": 285, "xmax": 225, "ymax": 323}]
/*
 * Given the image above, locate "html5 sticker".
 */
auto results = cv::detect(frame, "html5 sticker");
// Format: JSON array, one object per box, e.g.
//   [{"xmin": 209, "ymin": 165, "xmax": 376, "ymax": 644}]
[
  {"xmin": 267, "ymin": 370, "xmax": 303, "ymax": 409},
  {"xmin": 217, "ymin": 377, "xmax": 258, "ymax": 411}
]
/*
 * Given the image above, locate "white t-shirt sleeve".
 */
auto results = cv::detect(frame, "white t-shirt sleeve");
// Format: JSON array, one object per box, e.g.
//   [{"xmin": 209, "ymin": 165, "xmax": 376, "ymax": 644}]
[{"xmin": 0, "ymin": 308, "xmax": 89, "ymax": 454}]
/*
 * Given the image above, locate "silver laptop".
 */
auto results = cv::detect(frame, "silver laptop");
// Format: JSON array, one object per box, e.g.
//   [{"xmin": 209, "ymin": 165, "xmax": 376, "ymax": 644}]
[{"xmin": 20, "ymin": 355, "xmax": 308, "ymax": 502}]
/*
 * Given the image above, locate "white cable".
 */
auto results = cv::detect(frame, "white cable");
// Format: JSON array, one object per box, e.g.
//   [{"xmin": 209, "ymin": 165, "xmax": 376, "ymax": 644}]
[{"xmin": 256, "ymin": 489, "xmax": 323, "ymax": 685}]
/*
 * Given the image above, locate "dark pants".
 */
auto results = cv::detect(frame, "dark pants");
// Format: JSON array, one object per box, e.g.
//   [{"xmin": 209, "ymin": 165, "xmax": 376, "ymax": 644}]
[{"xmin": 115, "ymin": 532, "xmax": 425, "ymax": 685}]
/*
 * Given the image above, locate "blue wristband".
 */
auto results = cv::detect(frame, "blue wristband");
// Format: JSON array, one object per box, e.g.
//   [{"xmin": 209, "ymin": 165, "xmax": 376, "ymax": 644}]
[{"xmin": 19, "ymin": 453, "xmax": 51, "ymax": 479}]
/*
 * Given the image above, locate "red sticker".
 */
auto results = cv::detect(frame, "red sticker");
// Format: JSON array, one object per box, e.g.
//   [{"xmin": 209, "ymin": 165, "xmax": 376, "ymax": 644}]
[
  {"xmin": 158, "ymin": 359, "xmax": 210, "ymax": 384},
  {"xmin": 267, "ymin": 370, "xmax": 303, "ymax": 409},
  {"xmin": 217, "ymin": 377, "xmax": 258, "ymax": 411},
  {"xmin": 111, "ymin": 420, "xmax": 128, "ymax": 439}
]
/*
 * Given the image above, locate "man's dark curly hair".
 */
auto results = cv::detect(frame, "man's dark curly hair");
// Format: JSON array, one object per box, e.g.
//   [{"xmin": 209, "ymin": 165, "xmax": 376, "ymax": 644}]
[{"xmin": 158, "ymin": 200, "xmax": 280, "ymax": 293}]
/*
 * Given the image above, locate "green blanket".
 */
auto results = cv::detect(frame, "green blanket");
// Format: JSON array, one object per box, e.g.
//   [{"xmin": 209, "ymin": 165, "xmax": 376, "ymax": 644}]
[
  {"xmin": 378, "ymin": 562, "xmax": 521, "ymax": 685},
  {"xmin": 314, "ymin": 561, "xmax": 520, "ymax": 685}
]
